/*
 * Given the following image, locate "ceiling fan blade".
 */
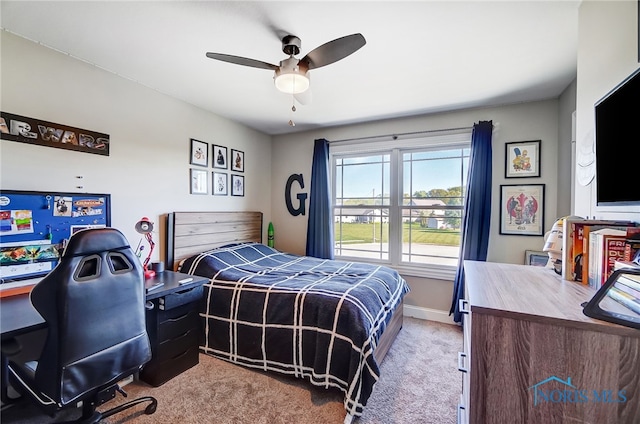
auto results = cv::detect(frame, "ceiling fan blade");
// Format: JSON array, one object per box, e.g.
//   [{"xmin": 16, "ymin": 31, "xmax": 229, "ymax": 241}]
[
  {"xmin": 294, "ymin": 88, "xmax": 313, "ymax": 105},
  {"xmin": 206, "ymin": 52, "xmax": 278, "ymax": 70},
  {"xmin": 300, "ymin": 33, "xmax": 366, "ymax": 70}
]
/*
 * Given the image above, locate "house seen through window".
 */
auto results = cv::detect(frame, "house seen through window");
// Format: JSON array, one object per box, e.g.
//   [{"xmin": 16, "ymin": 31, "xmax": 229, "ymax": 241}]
[{"xmin": 331, "ymin": 132, "xmax": 470, "ymax": 276}]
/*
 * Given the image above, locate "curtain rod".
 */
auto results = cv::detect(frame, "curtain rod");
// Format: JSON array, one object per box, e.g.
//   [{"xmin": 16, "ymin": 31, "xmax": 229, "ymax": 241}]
[{"xmin": 328, "ymin": 126, "xmax": 473, "ymax": 144}]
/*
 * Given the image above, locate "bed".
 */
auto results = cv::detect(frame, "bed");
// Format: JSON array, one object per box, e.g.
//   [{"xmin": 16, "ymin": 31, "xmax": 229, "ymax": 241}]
[{"xmin": 166, "ymin": 212, "xmax": 409, "ymax": 421}]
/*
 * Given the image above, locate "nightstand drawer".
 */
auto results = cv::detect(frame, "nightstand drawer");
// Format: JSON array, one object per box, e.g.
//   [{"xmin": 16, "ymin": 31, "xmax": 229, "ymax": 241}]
[
  {"xmin": 159, "ymin": 285, "xmax": 203, "ymax": 310},
  {"xmin": 140, "ymin": 345, "xmax": 199, "ymax": 387},
  {"xmin": 155, "ymin": 327, "xmax": 199, "ymax": 363},
  {"xmin": 158, "ymin": 306, "xmax": 200, "ymax": 341}
]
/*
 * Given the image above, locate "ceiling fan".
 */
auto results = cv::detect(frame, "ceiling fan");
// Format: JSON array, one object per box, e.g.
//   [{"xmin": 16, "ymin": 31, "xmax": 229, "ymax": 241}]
[{"xmin": 205, "ymin": 33, "xmax": 366, "ymax": 105}]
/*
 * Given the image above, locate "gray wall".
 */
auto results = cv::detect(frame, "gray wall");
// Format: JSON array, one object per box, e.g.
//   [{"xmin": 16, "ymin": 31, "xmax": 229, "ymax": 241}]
[
  {"xmin": 271, "ymin": 98, "xmax": 573, "ymax": 321},
  {"xmin": 0, "ymin": 31, "xmax": 273, "ymax": 262},
  {"xmin": 558, "ymin": 79, "xmax": 577, "ymax": 219}
]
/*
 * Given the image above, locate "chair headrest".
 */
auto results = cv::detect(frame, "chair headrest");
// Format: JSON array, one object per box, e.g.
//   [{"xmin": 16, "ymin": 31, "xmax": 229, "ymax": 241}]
[{"xmin": 63, "ymin": 228, "xmax": 131, "ymax": 257}]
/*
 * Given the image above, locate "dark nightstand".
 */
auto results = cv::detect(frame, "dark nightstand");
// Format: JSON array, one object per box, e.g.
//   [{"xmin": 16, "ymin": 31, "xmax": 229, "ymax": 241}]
[{"xmin": 139, "ymin": 270, "xmax": 207, "ymax": 387}]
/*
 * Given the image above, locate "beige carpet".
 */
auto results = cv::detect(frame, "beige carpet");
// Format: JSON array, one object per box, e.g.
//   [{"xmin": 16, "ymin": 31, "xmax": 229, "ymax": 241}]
[{"xmin": 2, "ymin": 317, "xmax": 462, "ymax": 424}]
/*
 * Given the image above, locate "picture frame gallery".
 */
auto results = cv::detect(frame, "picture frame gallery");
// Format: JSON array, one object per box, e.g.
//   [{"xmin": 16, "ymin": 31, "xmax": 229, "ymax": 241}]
[{"xmin": 188, "ymin": 139, "xmax": 245, "ymax": 196}]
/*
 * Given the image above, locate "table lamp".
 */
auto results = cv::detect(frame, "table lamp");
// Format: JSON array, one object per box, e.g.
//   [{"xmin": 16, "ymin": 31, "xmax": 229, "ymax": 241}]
[{"xmin": 135, "ymin": 217, "xmax": 156, "ymax": 279}]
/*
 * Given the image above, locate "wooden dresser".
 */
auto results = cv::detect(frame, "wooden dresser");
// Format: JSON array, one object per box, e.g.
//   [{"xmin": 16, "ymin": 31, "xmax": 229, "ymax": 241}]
[{"xmin": 458, "ymin": 261, "xmax": 640, "ymax": 424}]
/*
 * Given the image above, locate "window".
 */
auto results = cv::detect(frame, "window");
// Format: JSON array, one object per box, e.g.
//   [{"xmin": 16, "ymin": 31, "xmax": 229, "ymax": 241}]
[
  {"xmin": 332, "ymin": 133, "xmax": 470, "ymax": 278},
  {"xmin": 334, "ymin": 153, "xmax": 391, "ymax": 260}
]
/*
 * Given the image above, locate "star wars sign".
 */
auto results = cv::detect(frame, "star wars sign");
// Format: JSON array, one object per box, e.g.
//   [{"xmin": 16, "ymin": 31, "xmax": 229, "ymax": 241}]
[{"xmin": 0, "ymin": 111, "xmax": 110, "ymax": 156}]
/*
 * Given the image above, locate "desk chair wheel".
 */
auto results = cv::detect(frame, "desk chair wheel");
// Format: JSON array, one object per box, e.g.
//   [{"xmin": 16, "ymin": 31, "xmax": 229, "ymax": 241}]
[{"xmin": 144, "ymin": 399, "xmax": 157, "ymax": 414}]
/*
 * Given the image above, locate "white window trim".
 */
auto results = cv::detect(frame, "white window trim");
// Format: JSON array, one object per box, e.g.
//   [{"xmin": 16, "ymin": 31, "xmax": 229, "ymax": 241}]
[{"xmin": 330, "ymin": 132, "xmax": 471, "ymax": 281}]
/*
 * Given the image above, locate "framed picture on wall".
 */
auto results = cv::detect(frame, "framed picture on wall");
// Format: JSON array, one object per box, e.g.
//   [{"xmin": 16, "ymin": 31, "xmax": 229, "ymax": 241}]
[
  {"xmin": 231, "ymin": 149, "xmax": 244, "ymax": 172},
  {"xmin": 190, "ymin": 168, "xmax": 208, "ymax": 195},
  {"xmin": 499, "ymin": 184, "xmax": 545, "ymax": 236},
  {"xmin": 212, "ymin": 172, "xmax": 228, "ymax": 196},
  {"xmin": 212, "ymin": 145, "xmax": 228, "ymax": 169},
  {"xmin": 505, "ymin": 140, "xmax": 541, "ymax": 178},
  {"xmin": 231, "ymin": 174, "xmax": 244, "ymax": 197},
  {"xmin": 190, "ymin": 138, "xmax": 208, "ymax": 167},
  {"xmin": 525, "ymin": 250, "xmax": 549, "ymax": 267}
]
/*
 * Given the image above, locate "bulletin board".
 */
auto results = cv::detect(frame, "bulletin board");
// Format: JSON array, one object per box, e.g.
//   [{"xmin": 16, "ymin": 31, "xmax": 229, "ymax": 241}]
[{"xmin": 0, "ymin": 190, "xmax": 111, "ymax": 289}]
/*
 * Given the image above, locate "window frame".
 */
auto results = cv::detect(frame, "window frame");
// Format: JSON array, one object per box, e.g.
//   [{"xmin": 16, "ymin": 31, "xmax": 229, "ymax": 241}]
[{"xmin": 330, "ymin": 132, "xmax": 471, "ymax": 280}]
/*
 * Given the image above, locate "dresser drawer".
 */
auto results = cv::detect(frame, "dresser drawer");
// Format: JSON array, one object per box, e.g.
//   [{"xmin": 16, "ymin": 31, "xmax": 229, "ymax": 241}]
[
  {"xmin": 158, "ymin": 305, "xmax": 200, "ymax": 341},
  {"xmin": 459, "ymin": 297, "xmax": 471, "ymax": 423},
  {"xmin": 457, "ymin": 393, "xmax": 468, "ymax": 424}
]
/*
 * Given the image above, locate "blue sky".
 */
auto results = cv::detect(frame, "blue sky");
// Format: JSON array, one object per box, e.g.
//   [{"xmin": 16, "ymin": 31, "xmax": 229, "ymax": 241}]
[{"xmin": 336, "ymin": 154, "xmax": 468, "ymax": 199}]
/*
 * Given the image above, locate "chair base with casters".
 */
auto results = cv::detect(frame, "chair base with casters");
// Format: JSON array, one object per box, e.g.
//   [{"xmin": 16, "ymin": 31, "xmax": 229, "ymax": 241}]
[
  {"xmin": 8, "ymin": 364, "xmax": 157, "ymax": 423},
  {"xmin": 56, "ymin": 384, "xmax": 156, "ymax": 424}
]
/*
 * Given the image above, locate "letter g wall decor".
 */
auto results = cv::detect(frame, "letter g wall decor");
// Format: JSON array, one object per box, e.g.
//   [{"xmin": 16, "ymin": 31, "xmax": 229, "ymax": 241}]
[{"xmin": 285, "ymin": 174, "xmax": 308, "ymax": 216}]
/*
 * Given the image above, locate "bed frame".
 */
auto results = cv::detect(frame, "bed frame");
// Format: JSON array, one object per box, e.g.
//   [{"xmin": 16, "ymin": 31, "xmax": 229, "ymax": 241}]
[
  {"xmin": 166, "ymin": 211, "xmax": 263, "ymax": 270},
  {"xmin": 165, "ymin": 211, "xmax": 403, "ymax": 365}
]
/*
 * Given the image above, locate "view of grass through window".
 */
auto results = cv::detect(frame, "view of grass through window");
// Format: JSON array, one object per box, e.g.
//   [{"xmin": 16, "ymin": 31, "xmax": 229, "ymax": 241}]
[{"xmin": 336, "ymin": 223, "xmax": 460, "ymax": 244}]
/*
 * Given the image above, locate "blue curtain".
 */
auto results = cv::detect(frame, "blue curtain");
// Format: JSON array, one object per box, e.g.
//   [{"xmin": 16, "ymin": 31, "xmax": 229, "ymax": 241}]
[
  {"xmin": 306, "ymin": 138, "xmax": 334, "ymax": 259},
  {"xmin": 450, "ymin": 121, "xmax": 493, "ymax": 323}
]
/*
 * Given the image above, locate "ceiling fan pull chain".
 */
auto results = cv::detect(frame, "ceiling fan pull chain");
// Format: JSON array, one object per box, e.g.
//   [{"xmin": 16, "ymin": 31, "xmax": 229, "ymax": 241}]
[{"xmin": 289, "ymin": 95, "xmax": 296, "ymax": 126}]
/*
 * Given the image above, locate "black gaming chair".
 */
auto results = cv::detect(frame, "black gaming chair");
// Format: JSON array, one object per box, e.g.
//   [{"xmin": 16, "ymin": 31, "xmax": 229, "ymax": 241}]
[{"xmin": 8, "ymin": 228, "xmax": 157, "ymax": 423}]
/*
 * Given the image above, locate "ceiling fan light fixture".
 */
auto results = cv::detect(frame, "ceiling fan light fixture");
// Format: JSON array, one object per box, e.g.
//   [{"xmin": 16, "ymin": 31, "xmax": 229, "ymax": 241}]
[{"xmin": 274, "ymin": 68, "xmax": 310, "ymax": 94}]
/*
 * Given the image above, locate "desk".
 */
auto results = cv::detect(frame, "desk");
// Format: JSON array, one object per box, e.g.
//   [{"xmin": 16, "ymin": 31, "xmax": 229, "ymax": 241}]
[
  {"xmin": 0, "ymin": 270, "xmax": 205, "ymax": 338},
  {"xmin": 0, "ymin": 270, "xmax": 207, "ymax": 403},
  {"xmin": 0, "ymin": 294, "xmax": 45, "ymax": 341}
]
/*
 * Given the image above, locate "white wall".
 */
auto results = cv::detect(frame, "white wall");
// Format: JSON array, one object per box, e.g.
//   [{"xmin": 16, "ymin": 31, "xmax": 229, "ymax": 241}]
[
  {"xmin": 0, "ymin": 32, "xmax": 273, "ymax": 263},
  {"xmin": 272, "ymin": 98, "xmax": 570, "ymax": 316},
  {"xmin": 558, "ymin": 79, "xmax": 577, "ymax": 219},
  {"xmin": 574, "ymin": 0, "xmax": 640, "ymax": 221}
]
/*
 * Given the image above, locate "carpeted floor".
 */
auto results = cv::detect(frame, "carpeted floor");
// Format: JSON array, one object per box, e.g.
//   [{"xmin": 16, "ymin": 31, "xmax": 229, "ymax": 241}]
[{"xmin": 1, "ymin": 317, "xmax": 462, "ymax": 424}]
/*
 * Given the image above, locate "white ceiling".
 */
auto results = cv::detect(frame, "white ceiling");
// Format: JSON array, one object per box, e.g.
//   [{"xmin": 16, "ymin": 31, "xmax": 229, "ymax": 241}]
[{"xmin": 1, "ymin": 1, "xmax": 580, "ymax": 136}]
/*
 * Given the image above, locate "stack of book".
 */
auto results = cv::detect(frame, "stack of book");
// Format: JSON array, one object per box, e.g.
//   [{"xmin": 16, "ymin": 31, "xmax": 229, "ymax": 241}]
[
  {"xmin": 561, "ymin": 218, "xmax": 637, "ymax": 289},
  {"xmin": 588, "ymin": 228, "xmax": 627, "ymax": 289},
  {"xmin": 607, "ymin": 270, "xmax": 640, "ymax": 316},
  {"xmin": 623, "ymin": 227, "xmax": 640, "ymax": 262}
]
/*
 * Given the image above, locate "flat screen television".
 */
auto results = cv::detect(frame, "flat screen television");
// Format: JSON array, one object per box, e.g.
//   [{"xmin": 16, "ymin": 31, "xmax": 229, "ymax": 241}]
[{"xmin": 594, "ymin": 67, "xmax": 640, "ymax": 206}]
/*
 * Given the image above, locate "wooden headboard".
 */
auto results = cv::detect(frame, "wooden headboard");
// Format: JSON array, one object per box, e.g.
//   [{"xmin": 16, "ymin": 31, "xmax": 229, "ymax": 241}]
[{"xmin": 166, "ymin": 211, "xmax": 263, "ymax": 271}]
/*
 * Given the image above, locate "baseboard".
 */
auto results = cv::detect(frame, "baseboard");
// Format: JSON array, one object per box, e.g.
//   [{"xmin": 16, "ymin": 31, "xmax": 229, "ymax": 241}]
[{"xmin": 403, "ymin": 304, "xmax": 457, "ymax": 325}]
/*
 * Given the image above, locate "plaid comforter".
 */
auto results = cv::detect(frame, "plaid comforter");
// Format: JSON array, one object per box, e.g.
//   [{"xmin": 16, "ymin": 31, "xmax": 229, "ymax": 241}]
[{"xmin": 179, "ymin": 243, "xmax": 409, "ymax": 417}]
